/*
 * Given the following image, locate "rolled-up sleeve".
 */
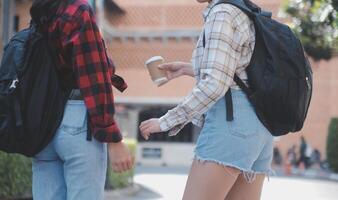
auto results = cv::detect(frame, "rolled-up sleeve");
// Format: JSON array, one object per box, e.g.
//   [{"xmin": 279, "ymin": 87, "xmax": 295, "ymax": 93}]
[{"xmin": 60, "ymin": 5, "xmax": 126, "ymax": 143}]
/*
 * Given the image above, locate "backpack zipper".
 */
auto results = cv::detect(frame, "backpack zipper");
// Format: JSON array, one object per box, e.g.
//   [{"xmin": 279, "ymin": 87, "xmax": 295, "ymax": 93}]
[{"xmin": 305, "ymin": 77, "xmax": 311, "ymax": 90}]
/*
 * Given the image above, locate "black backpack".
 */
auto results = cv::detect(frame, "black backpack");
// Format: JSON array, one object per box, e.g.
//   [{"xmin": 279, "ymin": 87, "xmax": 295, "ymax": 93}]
[
  {"xmin": 203, "ymin": 0, "xmax": 313, "ymax": 136},
  {"xmin": 0, "ymin": 25, "xmax": 71, "ymax": 157}
]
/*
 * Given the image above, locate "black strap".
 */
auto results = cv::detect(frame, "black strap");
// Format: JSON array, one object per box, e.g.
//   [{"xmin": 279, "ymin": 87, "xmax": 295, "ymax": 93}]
[
  {"xmin": 68, "ymin": 89, "xmax": 92, "ymax": 141},
  {"xmin": 86, "ymin": 111, "xmax": 92, "ymax": 141},
  {"xmin": 225, "ymin": 90, "xmax": 234, "ymax": 121},
  {"xmin": 203, "ymin": 31, "xmax": 206, "ymax": 48},
  {"xmin": 215, "ymin": 0, "xmax": 272, "ymax": 18},
  {"xmin": 234, "ymin": 74, "xmax": 253, "ymax": 97},
  {"xmin": 13, "ymin": 97, "xmax": 23, "ymax": 127},
  {"xmin": 218, "ymin": 0, "xmax": 254, "ymax": 15}
]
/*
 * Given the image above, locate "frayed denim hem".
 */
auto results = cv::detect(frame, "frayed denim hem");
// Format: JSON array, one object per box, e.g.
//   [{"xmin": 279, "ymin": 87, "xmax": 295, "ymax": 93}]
[{"xmin": 194, "ymin": 155, "xmax": 275, "ymax": 183}]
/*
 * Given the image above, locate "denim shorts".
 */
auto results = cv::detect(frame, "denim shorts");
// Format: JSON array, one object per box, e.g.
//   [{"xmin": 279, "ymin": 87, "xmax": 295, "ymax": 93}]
[{"xmin": 194, "ymin": 89, "xmax": 274, "ymax": 182}]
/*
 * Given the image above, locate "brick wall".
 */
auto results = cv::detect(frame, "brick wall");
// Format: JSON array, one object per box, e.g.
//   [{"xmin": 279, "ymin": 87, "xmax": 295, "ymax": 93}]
[
  {"xmin": 110, "ymin": 37, "xmax": 338, "ymax": 158},
  {"xmin": 107, "ymin": 0, "xmax": 282, "ymax": 31},
  {"xmin": 109, "ymin": 38, "xmax": 195, "ymax": 98}
]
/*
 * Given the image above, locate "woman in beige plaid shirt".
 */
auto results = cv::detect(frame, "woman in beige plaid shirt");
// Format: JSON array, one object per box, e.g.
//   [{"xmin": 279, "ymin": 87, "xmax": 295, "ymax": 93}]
[{"xmin": 140, "ymin": 0, "xmax": 274, "ymax": 199}]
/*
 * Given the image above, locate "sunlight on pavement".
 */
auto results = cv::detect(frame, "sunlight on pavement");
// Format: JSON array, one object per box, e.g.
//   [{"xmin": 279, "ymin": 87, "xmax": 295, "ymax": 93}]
[
  {"xmin": 127, "ymin": 172, "xmax": 338, "ymax": 200},
  {"xmin": 106, "ymin": 166, "xmax": 338, "ymax": 200}
]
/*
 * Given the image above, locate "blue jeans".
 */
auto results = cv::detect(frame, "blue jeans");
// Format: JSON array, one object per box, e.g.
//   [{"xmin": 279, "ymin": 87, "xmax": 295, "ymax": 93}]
[{"xmin": 32, "ymin": 100, "xmax": 107, "ymax": 200}]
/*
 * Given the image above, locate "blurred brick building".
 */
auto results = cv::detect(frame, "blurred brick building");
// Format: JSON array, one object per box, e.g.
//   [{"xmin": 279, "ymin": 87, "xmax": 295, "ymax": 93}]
[
  {"xmin": 2, "ymin": 0, "xmax": 338, "ymax": 165},
  {"xmin": 103, "ymin": 0, "xmax": 338, "ymax": 164}
]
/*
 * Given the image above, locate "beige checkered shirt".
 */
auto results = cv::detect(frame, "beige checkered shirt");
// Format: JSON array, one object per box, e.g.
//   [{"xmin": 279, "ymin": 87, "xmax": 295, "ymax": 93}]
[{"xmin": 159, "ymin": 1, "xmax": 256, "ymax": 136}]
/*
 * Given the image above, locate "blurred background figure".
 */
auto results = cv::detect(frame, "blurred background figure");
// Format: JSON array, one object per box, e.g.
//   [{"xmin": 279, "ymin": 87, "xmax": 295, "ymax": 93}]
[
  {"xmin": 287, "ymin": 145, "xmax": 298, "ymax": 168},
  {"xmin": 297, "ymin": 136, "xmax": 312, "ymax": 169},
  {"xmin": 310, "ymin": 148, "xmax": 323, "ymax": 169},
  {"xmin": 273, "ymin": 147, "xmax": 283, "ymax": 166}
]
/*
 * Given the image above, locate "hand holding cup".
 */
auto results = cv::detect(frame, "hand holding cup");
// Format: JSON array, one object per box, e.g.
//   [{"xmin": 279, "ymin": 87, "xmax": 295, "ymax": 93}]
[
  {"xmin": 159, "ymin": 61, "xmax": 194, "ymax": 81},
  {"xmin": 145, "ymin": 56, "xmax": 168, "ymax": 87}
]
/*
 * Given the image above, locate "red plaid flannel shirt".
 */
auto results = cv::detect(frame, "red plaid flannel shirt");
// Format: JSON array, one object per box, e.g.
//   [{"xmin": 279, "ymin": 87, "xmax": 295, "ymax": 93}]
[{"xmin": 47, "ymin": 0, "xmax": 127, "ymax": 143}]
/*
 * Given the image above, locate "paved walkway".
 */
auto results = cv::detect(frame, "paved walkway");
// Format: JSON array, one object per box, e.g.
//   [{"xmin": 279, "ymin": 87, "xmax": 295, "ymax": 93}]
[{"xmin": 105, "ymin": 166, "xmax": 338, "ymax": 200}]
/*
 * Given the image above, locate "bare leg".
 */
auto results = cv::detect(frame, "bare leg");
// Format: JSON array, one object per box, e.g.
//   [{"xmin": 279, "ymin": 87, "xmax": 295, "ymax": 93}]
[
  {"xmin": 182, "ymin": 159, "xmax": 240, "ymax": 200},
  {"xmin": 225, "ymin": 174, "xmax": 265, "ymax": 200}
]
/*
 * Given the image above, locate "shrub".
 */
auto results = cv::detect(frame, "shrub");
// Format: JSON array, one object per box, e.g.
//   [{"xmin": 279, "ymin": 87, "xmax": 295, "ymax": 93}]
[
  {"xmin": 0, "ymin": 153, "xmax": 32, "ymax": 199},
  {"xmin": 0, "ymin": 139, "xmax": 137, "ymax": 198},
  {"xmin": 105, "ymin": 138, "xmax": 137, "ymax": 189},
  {"xmin": 327, "ymin": 118, "xmax": 338, "ymax": 173}
]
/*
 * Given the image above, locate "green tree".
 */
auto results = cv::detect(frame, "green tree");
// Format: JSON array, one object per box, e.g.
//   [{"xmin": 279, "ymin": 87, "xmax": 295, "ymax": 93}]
[
  {"xmin": 327, "ymin": 118, "xmax": 338, "ymax": 173},
  {"xmin": 283, "ymin": 0, "xmax": 338, "ymax": 61}
]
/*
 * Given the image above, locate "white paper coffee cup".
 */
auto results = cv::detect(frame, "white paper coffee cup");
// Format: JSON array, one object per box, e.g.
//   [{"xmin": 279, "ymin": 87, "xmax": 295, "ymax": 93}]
[{"xmin": 145, "ymin": 56, "xmax": 168, "ymax": 86}]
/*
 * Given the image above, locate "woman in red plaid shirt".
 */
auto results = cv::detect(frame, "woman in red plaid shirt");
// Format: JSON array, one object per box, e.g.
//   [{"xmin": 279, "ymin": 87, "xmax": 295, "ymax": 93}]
[{"xmin": 30, "ymin": 0, "xmax": 134, "ymax": 199}]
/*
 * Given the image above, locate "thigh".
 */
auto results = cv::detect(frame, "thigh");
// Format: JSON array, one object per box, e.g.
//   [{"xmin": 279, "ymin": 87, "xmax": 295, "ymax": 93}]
[
  {"xmin": 182, "ymin": 159, "xmax": 240, "ymax": 200},
  {"xmin": 225, "ymin": 174, "xmax": 265, "ymax": 200},
  {"xmin": 32, "ymin": 142, "xmax": 66, "ymax": 200}
]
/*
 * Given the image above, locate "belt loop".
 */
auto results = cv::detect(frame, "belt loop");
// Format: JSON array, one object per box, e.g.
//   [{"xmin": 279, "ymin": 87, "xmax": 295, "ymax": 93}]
[{"xmin": 68, "ymin": 89, "xmax": 83, "ymax": 100}]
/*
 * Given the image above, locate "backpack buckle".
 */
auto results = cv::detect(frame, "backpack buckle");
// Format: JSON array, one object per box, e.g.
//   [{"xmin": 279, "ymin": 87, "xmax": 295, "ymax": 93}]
[{"xmin": 9, "ymin": 79, "xmax": 19, "ymax": 89}]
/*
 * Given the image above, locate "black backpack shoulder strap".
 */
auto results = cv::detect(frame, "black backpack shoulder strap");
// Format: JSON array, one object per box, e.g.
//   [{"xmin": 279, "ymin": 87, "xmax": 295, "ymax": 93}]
[
  {"xmin": 216, "ymin": 0, "xmax": 272, "ymax": 18},
  {"xmin": 215, "ymin": 0, "xmax": 254, "ymax": 17},
  {"xmin": 202, "ymin": 0, "xmax": 271, "ymax": 47}
]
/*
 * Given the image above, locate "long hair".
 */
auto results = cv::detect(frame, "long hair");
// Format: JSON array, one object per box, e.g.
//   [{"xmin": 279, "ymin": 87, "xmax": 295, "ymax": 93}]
[{"xmin": 30, "ymin": 0, "xmax": 65, "ymax": 26}]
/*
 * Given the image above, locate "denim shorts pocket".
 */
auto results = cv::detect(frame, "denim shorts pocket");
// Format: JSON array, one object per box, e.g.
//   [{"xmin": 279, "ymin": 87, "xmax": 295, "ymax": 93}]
[
  {"xmin": 227, "ymin": 105, "xmax": 259, "ymax": 139},
  {"xmin": 60, "ymin": 102, "xmax": 87, "ymax": 136},
  {"xmin": 195, "ymin": 132, "xmax": 210, "ymax": 152}
]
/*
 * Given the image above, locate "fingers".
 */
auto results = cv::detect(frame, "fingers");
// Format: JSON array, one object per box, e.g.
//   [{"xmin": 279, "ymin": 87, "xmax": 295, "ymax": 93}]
[
  {"xmin": 170, "ymin": 69, "xmax": 183, "ymax": 79},
  {"xmin": 112, "ymin": 161, "xmax": 123, "ymax": 173},
  {"xmin": 158, "ymin": 63, "xmax": 174, "ymax": 70},
  {"xmin": 140, "ymin": 120, "xmax": 153, "ymax": 140},
  {"xmin": 159, "ymin": 63, "xmax": 174, "ymax": 80},
  {"xmin": 108, "ymin": 142, "xmax": 135, "ymax": 173},
  {"xmin": 159, "ymin": 62, "xmax": 186, "ymax": 81},
  {"xmin": 111, "ymin": 156, "xmax": 134, "ymax": 173},
  {"xmin": 139, "ymin": 119, "xmax": 162, "ymax": 140},
  {"xmin": 121, "ymin": 161, "xmax": 129, "ymax": 172},
  {"xmin": 159, "ymin": 62, "xmax": 182, "ymax": 71},
  {"xmin": 140, "ymin": 123, "xmax": 151, "ymax": 140},
  {"xmin": 139, "ymin": 120, "xmax": 151, "ymax": 130},
  {"xmin": 126, "ymin": 156, "xmax": 134, "ymax": 170},
  {"xmin": 142, "ymin": 127, "xmax": 152, "ymax": 140},
  {"xmin": 111, "ymin": 161, "xmax": 127, "ymax": 173}
]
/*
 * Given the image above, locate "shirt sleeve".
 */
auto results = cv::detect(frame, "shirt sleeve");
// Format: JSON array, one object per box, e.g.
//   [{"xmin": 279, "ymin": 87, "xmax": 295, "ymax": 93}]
[
  {"xmin": 159, "ymin": 10, "xmax": 247, "ymax": 136},
  {"xmin": 59, "ymin": 6, "xmax": 124, "ymax": 143}
]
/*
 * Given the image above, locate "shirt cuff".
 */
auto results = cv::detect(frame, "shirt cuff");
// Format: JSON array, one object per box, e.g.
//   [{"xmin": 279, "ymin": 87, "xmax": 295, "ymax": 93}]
[
  {"xmin": 192, "ymin": 115, "xmax": 204, "ymax": 127},
  {"xmin": 159, "ymin": 113, "xmax": 188, "ymax": 136},
  {"xmin": 111, "ymin": 75, "xmax": 128, "ymax": 92},
  {"xmin": 91, "ymin": 122, "xmax": 123, "ymax": 143}
]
